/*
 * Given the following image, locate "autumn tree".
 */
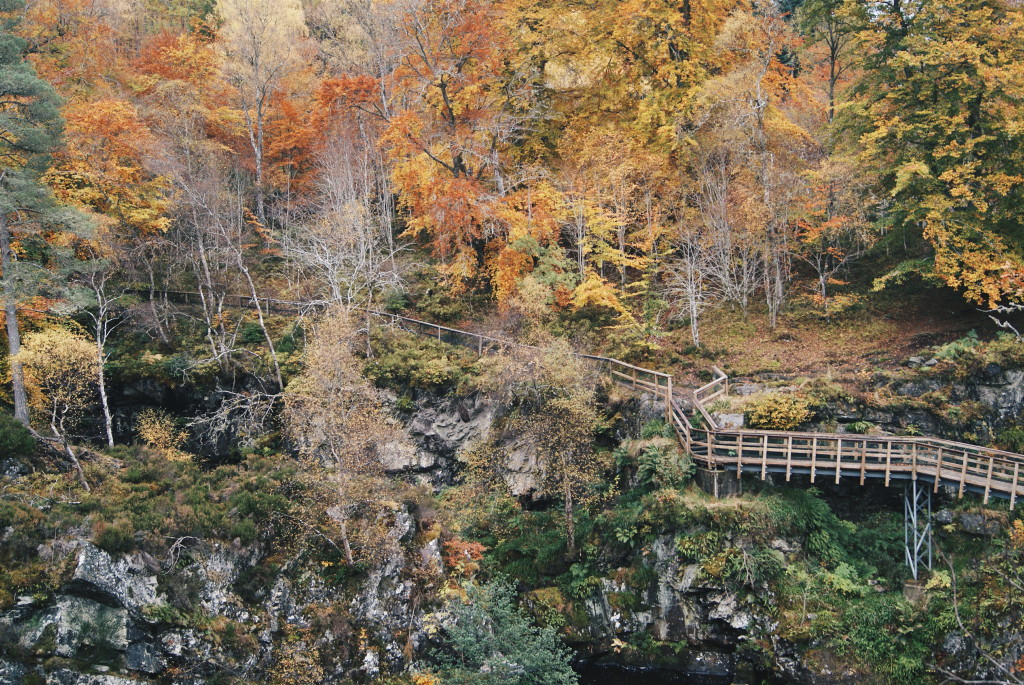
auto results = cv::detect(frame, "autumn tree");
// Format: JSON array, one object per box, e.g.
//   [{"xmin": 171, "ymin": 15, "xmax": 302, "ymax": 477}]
[
  {"xmin": 798, "ymin": 0, "xmax": 863, "ymax": 123},
  {"xmin": 284, "ymin": 307, "xmax": 405, "ymax": 565},
  {"xmin": 18, "ymin": 327, "xmax": 98, "ymax": 489},
  {"xmin": 47, "ymin": 98, "xmax": 171, "ymax": 237},
  {"xmin": 849, "ymin": 0, "xmax": 1024, "ymax": 307},
  {"xmin": 283, "ymin": 117, "xmax": 403, "ymax": 307},
  {"xmin": 73, "ymin": 254, "xmax": 127, "ymax": 447},
  {"xmin": 217, "ymin": 0, "xmax": 307, "ymax": 223},
  {"xmin": 797, "ymin": 157, "xmax": 874, "ymax": 317},
  {"xmin": 686, "ymin": 3, "xmax": 813, "ymax": 327},
  {"xmin": 666, "ymin": 224, "xmax": 719, "ymax": 347},
  {"xmin": 383, "ymin": 0, "xmax": 531, "ymax": 287}
]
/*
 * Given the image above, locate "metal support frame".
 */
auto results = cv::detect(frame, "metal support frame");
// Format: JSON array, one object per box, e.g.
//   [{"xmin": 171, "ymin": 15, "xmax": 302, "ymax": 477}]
[{"xmin": 904, "ymin": 480, "xmax": 933, "ymax": 580}]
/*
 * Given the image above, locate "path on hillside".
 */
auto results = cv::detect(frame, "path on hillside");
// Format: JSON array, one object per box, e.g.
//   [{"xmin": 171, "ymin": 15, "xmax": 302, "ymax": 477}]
[{"xmin": 141, "ymin": 289, "xmax": 1024, "ymax": 509}]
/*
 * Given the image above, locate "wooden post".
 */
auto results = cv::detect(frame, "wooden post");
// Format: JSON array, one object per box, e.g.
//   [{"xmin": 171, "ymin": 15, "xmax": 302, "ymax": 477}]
[
  {"xmin": 884, "ymin": 442, "xmax": 892, "ymax": 487},
  {"xmin": 859, "ymin": 440, "xmax": 867, "ymax": 485},
  {"xmin": 761, "ymin": 434, "xmax": 768, "ymax": 481},
  {"xmin": 835, "ymin": 439, "xmax": 842, "ymax": 484},
  {"xmin": 786, "ymin": 436, "xmax": 793, "ymax": 482},
  {"xmin": 437, "ymin": 325, "xmax": 442, "ymax": 342},
  {"xmin": 666, "ymin": 376, "xmax": 673, "ymax": 424},
  {"xmin": 911, "ymin": 443, "xmax": 918, "ymax": 481},
  {"xmin": 1012, "ymin": 462, "xmax": 1019, "ymax": 511},
  {"xmin": 983, "ymin": 458, "xmax": 995, "ymax": 504},
  {"xmin": 810, "ymin": 437, "xmax": 818, "ymax": 483},
  {"xmin": 736, "ymin": 435, "xmax": 743, "ymax": 478},
  {"xmin": 934, "ymin": 444, "xmax": 942, "ymax": 493},
  {"xmin": 958, "ymin": 450, "xmax": 969, "ymax": 499},
  {"xmin": 478, "ymin": 335, "xmax": 483, "ymax": 355}
]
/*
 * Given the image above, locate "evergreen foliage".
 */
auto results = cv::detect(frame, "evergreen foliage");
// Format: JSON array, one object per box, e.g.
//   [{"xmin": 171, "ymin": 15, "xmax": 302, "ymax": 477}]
[{"xmin": 435, "ymin": 578, "xmax": 577, "ymax": 685}]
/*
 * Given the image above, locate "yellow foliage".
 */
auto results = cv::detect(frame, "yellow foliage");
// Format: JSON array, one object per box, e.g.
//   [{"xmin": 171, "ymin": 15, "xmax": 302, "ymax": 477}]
[
  {"xmin": 18, "ymin": 328, "xmax": 98, "ymax": 432},
  {"xmin": 744, "ymin": 394, "xmax": 813, "ymax": 431},
  {"xmin": 135, "ymin": 409, "xmax": 192, "ymax": 462}
]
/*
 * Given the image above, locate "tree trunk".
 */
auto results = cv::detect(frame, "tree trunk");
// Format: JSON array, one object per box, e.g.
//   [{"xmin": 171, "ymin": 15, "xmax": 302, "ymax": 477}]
[
  {"xmin": 96, "ymin": 334, "xmax": 114, "ymax": 447},
  {"xmin": 238, "ymin": 257, "xmax": 283, "ymax": 391},
  {"xmin": 338, "ymin": 515, "xmax": 354, "ymax": 565},
  {"xmin": 0, "ymin": 214, "xmax": 29, "ymax": 425},
  {"xmin": 564, "ymin": 481, "xmax": 576, "ymax": 558}
]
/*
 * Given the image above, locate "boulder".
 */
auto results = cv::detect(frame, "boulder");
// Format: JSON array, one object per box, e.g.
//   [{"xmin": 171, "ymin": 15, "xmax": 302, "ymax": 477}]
[{"xmin": 69, "ymin": 544, "xmax": 159, "ymax": 612}]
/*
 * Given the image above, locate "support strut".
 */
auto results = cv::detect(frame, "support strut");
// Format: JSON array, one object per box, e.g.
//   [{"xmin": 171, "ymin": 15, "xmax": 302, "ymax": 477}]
[{"xmin": 904, "ymin": 480, "xmax": 933, "ymax": 580}]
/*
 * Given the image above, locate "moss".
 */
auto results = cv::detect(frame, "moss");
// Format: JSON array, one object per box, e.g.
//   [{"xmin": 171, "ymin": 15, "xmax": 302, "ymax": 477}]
[
  {"xmin": 606, "ymin": 591, "xmax": 641, "ymax": 614},
  {"xmin": 33, "ymin": 623, "xmax": 57, "ymax": 655}
]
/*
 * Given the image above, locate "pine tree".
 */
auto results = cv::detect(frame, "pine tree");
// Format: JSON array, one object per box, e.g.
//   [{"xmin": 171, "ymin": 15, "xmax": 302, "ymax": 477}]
[{"xmin": 0, "ymin": 0, "xmax": 64, "ymax": 425}]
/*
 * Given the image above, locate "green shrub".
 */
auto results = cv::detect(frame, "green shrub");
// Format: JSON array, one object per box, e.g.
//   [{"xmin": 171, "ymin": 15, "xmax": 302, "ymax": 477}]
[
  {"xmin": 997, "ymin": 427, "xmax": 1024, "ymax": 452},
  {"xmin": 93, "ymin": 519, "xmax": 136, "ymax": 555},
  {"xmin": 365, "ymin": 331, "xmax": 474, "ymax": 392},
  {"xmin": 0, "ymin": 413, "xmax": 35, "ymax": 458},
  {"xmin": 745, "ymin": 394, "xmax": 813, "ymax": 430},
  {"xmin": 239, "ymin": 321, "xmax": 266, "ymax": 345},
  {"xmin": 934, "ymin": 329, "xmax": 980, "ymax": 360},
  {"xmin": 846, "ymin": 420, "xmax": 874, "ymax": 435}
]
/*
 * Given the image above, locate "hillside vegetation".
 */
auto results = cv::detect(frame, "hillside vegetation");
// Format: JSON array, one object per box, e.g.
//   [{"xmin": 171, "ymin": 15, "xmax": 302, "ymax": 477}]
[{"xmin": 2, "ymin": 0, "xmax": 1024, "ymax": 683}]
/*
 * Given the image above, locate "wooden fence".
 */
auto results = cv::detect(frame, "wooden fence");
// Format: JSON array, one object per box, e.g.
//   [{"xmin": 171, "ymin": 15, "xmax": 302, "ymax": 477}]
[{"xmin": 141, "ymin": 289, "xmax": 1024, "ymax": 508}]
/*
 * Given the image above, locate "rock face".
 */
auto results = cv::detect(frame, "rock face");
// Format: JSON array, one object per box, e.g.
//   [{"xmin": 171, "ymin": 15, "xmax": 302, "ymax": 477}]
[
  {"xmin": 387, "ymin": 388, "xmax": 665, "ymax": 497},
  {"xmin": 0, "ymin": 508, "xmax": 442, "ymax": 684},
  {"xmin": 572, "ymin": 534, "xmax": 764, "ymax": 681},
  {"xmin": 807, "ymin": 364, "xmax": 1024, "ymax": 444},
  {"xmin": 383, "ymin": 390, "xmax": 499, "ymax": 486}
]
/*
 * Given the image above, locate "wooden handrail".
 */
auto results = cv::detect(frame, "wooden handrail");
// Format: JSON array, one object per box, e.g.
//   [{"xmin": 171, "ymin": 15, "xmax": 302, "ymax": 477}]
[{"xmin": 138, "ymin": 288, "xmax": 1024, "ymax": 507}]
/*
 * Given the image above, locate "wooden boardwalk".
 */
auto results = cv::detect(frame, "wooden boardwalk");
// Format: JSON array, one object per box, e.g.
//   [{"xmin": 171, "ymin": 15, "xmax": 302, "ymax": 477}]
[{"xmin": 144, "ymin": 290, "xmax": 1024, "ymax": 508}]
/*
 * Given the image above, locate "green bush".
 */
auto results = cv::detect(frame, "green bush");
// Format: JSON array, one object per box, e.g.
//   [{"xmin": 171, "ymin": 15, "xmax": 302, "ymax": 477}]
[
  {"xmin": 93, "ymin": 519, "xmax": 137, "ymax": 555},
  {"xmin": 0, "ymin": 413, "xmax": 35, "ymax": 458},
  {"xmin": 745, "ymin": 394, "xmax": 813, "ymax": 431},
  {"xmin": 240, "ymin": 322, "xmax": 266, "ymax": 345},
  {"xmin": 997, "ymin": 427, "xmax": 1024, "ymax": 452},
  {"xmin": 365, "ymin": 331, "xmax": 475, "ymax": 392},
  {"xmin": 846, "ymin": 420, "xmax": 874, "ymax": 435}
]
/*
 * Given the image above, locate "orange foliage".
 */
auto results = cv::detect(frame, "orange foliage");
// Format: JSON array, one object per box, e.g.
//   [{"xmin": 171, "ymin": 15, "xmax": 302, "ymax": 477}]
[{"xmin": 443, "ymin": 538, "xmax": 487, "ymax": 578}]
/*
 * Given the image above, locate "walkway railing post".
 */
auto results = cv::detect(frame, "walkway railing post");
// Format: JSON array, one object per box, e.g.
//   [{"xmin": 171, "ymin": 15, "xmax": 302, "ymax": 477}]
[{"xmin": 666, "ymin": 375, "xmax": 673, "ymax": 423}]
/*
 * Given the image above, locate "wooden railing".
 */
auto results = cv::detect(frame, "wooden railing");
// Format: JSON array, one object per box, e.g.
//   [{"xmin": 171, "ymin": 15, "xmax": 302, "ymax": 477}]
[{"xmin": 141, "ymin": 289, "xmax": 1024, "ymax": 508}]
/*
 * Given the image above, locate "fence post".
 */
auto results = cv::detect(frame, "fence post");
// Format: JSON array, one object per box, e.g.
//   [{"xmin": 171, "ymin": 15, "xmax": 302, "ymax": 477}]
[{"xmin": 666, "ymin": 375, "xmax": 673, "ymax": 423}]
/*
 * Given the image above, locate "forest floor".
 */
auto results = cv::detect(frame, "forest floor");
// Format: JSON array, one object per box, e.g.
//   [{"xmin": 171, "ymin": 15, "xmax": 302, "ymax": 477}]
[{"xmin": 662, "ymin": 285, "xmax": 1001, "ymax": 389}]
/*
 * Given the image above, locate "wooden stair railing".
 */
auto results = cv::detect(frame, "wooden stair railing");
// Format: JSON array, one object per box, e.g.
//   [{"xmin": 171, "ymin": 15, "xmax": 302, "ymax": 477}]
[{"xmin": 139, "ymin": 289, "xmax": 1024, "ymax": 508}]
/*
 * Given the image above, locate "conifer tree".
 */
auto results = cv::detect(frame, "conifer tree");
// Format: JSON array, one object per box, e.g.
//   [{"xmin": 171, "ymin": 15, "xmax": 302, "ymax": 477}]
[{"xmin": 0, "ymin": 0, "xmax": 64, "ymax": 425}]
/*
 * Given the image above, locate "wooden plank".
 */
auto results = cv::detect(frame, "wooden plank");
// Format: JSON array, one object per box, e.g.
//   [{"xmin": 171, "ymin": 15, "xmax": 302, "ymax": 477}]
[
  {"xmin": 984, "ymin": 457, "xmax": 995, "ymax": 504},
  {"xmin": 786, "ymin": 436, "xmax": 793, "ymax": 482}
]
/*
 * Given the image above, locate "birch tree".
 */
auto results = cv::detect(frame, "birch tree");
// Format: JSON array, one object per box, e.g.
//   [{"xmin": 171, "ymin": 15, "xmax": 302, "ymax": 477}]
[{"xmin": 217, "ymin": 0, "xmax": 306, "ymax": 223}]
